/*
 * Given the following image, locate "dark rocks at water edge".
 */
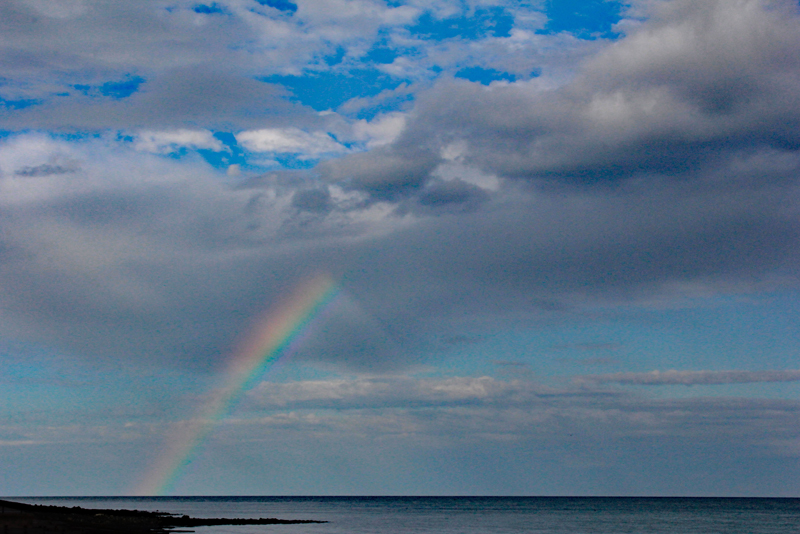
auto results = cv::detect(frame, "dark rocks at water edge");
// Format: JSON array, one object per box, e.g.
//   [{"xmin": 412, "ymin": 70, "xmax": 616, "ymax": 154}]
[{"xmin": 0, "ymin": 499, "xmax": 326, "ymax": 534}]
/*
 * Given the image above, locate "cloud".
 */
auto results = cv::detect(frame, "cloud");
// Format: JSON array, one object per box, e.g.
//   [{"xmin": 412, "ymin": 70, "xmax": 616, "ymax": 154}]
[
  {"xmin": 0, "ymin": 0, "xmax": 405, "ymax": 77},
  {"xmin": 1, "ymin": 121, "xmax": 799, "ymax": 375},
  {"xmin": 351, "ymin": 112, "xmax": 407, "ymax": 148},
  {"xmin": 317, "ymin": 145, "xmax": 441, "ymax": 199},
  {"xmin": 5, "ymin": 356, "xmax": 800, "ymax": 494},
  {"xmin": 0, "ymin": 68, "xmax": 302, "ymax": 130},
  {"xmin": 578, "ymin": 369, "xmax": 800, "ymax": 386},
  {"xmin": 14, "ymin": 161, "xmax": 79, "ymax": 177},
  {"xmin": 23, "ymin": 0, "xmax": 88, "ymax": 19},
  {"xmin": 0, "ymin": 133, "xmax": 278, "ymax": 367},
  {"xmin": 230, "ymin": 371, "xmax": 800, "ymax": 492},
  {"xmin": 0, "ymin": 0, "xmax": 601, "ymax": 134},
  {"xmin": 0, "ymin": 0, "xmax": 422, "ymax": 130},
  {"xmin": 291, "ymin": 187, "xmax": 332, "ymax": 213},
  {"xmin": 135, "ymin": 129, "xmax": 224, "ymax": 154},
  {"xmin": 246, "ymin": 375, "xmax": 539, "ymax": 409},
  {"xmin": 236, "ymin": 127, "xmax": 347, "ymax": 156},
  {"xmin": 412, "ymin": 178, "xmax": 489, "ymax": 212},
  {"xmin": 0, "ymin": 0, "xmax": 798, "ymax": 377},
  {"xmin": 373, "ymin": 0, "xmax": 800, "ymax": 188}
]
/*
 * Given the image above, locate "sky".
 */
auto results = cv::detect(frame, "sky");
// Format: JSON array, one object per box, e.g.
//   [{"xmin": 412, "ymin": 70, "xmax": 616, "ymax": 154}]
[{"xmin": 1, "ymin": 0, "xmax": 799, "ymax": 497}]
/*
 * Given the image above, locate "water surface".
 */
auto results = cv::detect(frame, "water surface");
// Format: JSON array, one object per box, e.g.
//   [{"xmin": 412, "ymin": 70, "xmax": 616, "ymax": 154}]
[{"xmin": 12, "ymin": 496, "xmax": 800, "ymax": 534}]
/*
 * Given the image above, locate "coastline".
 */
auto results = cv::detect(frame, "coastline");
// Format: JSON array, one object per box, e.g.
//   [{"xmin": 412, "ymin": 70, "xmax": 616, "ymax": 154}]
[{"xmin": 0, "ymin": 499, "xmax": 325, "ymax": 534}]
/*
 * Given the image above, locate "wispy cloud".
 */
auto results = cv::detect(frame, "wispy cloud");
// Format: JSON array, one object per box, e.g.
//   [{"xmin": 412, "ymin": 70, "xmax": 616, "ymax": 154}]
[
  {"xmin": 577, "ymin": 369, "xmax": 800, "ymax": 386},
  {"xmin": 246, "ymin": 375, "xmax": 546, "ymax": 409}
]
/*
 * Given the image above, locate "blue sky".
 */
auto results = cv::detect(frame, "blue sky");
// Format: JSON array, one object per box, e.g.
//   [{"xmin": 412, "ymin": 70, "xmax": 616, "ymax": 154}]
[{"xmin": 1, "ymin": 0, "xmax": 800, "ymax": 497}]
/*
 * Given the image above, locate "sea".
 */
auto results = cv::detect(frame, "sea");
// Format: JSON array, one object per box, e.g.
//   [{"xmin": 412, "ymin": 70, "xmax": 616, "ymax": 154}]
[{"xmin": 9, "ymin": 496, "xmax": 800, "ymax": 534}]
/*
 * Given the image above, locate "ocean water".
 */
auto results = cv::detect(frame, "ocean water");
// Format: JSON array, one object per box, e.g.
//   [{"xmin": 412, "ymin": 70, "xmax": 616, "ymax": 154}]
[{"xmin": 10, "ymin": 496, "xmax": 800, "ymax": 534}]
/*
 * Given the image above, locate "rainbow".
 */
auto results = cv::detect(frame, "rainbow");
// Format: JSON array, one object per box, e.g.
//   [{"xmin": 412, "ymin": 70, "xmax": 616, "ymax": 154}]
[{"xmin": 135, "ymin": 273, "xmax": 339, "ymax": 495}]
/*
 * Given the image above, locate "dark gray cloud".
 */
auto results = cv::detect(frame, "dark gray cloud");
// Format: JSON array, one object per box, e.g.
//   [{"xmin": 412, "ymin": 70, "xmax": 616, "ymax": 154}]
[
  {"xmin": 14, "ymin": 161, "xmax": 78, "ymax": 176},
  {"xmin": 0, "ymin": 130, "xmax": 798, "ymax": 373},
  {"xmin": 291, "ymin": 187, "xmax": 332, "ymax": 213},
  {"xmin": 0, "ymin": 164, "xmax": 795, "ymax": 372},
  {"xmin": 318, "ymin": 145, "xmax": 442, "ymax": 200},
  {"xmin": 413, "ymin": 178, "xmax": 490, "ymax": 213}
]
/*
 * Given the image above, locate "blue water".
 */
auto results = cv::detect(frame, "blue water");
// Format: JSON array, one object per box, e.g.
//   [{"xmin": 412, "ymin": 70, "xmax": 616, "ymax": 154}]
[{"xmin": 10, "ymin": 496, "xmax": 800, "ymax": 534}]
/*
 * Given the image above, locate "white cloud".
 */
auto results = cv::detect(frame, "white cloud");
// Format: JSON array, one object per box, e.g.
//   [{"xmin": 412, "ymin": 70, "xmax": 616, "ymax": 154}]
[
  {"xmin": 236, "ymin": 127, "xmax": 347, "ymax": 156},
  {"xmin": 135, "ymin": 129, "xmax": 224, "ymax": 154},
  {"xmin": 430, "ymin": 161, "xmax": 501, "ymax": 191},
  {"xmin": 352, "ymin": 112, "xmax": 408, "ymax": 148},
  {"xmin": 226, "ymin": 163, "xmax": 241, "ymax": 177},
  {"xmin": 247, "ymin": 375, "xmax": 538, "ymax": 409}
]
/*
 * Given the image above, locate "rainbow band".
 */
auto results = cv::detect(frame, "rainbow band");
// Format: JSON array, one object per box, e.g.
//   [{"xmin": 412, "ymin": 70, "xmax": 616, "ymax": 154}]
[{"xmin": 135, "ymin": 273, "xmax": 339, "ymax": 495}]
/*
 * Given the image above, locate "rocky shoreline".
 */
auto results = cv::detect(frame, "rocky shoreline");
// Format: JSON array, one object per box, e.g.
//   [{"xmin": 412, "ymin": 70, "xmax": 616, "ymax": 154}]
[{"xmin": 0, "ymin": 499, "xmax": 326, "ymax": 534}]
